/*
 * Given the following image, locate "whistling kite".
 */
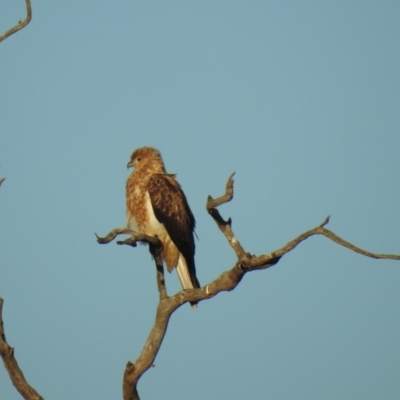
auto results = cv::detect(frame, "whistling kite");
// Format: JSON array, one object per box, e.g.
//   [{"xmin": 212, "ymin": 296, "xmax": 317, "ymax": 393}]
[{"xmin": 126, "ymin": 147, "xmax": 200, "ymax": 307}]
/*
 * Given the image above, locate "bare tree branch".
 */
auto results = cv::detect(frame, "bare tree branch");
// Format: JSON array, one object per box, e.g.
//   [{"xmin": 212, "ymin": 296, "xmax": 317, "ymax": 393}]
[
  {"xmin": 0, "ymin": 298, "xmax": 44, "ymax": 400},
  {"xmin": 0, "ymin": 3, "xmax": 38, "ymax": 396},
  {"xmin": 95, "ymin": 228, "xmax": 162, "ymax": 248},
  {"xmin": 206, "ymin": 172, "xmax": 235, "ymax": 209},
  {"xmin": 95, "ymin": 174, "xmax": 400, "ymax": 400},
  {"xmin": 0, "ymin": 0, "xmax": 32, "ymax": 44},
  {"xmin": 206, "ymin": 172, "xmax": 247, "ymax": 259},
  {"xmin": 96, "ymin": 229, "xmax": 167, "ymax": 302}
]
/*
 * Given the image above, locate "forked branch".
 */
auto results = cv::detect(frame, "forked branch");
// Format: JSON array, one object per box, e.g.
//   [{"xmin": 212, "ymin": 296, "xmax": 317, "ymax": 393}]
[
  {"xmin": 95, "ymin": 174, "xmax": 399, "ymax": 400},
  {"xmin": 0, "ymin": 0, "xmax": 32, "ymax": 44}
]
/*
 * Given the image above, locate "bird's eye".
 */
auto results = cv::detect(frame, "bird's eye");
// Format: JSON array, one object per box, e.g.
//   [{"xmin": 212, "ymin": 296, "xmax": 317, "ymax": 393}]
[{"xmin": 136, "ymin": 157, "xmax": 141, "ymax": 162}]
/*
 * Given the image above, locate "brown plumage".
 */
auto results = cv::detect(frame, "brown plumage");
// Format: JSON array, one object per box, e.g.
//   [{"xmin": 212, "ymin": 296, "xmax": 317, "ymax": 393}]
[{"xmin": 126, "ymin": 147, "xmax": 200, "ymax": 307}]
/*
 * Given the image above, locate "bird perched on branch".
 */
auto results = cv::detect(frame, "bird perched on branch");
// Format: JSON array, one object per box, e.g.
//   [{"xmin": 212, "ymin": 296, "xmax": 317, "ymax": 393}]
[{"xmin": 126, "ymin": 147, "xmax": 200, "ymax": 308}]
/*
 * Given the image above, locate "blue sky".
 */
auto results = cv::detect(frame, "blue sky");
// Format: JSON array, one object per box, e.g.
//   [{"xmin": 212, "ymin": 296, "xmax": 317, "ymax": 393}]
[{"xmin": 1, "ymin": 1, "xmax": 399, "ymax": 399}]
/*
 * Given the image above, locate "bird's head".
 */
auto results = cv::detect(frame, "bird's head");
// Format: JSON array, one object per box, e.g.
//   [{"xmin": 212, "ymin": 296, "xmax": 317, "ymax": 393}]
[{"xmin": 127, "ymin": 147, "xmax": 166, "ymax": 173}]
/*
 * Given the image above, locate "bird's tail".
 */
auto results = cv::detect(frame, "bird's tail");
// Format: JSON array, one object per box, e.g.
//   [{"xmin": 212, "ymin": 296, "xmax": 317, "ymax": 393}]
[{"xmin": 176, "ymin": 255, "xmax": 200, "ymax": 309}]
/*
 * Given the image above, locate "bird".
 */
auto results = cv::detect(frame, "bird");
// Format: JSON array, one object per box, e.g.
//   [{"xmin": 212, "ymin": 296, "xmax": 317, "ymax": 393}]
[{"xmin": 126, "ymin": 146, "xmax": 200, "ymax": 308}]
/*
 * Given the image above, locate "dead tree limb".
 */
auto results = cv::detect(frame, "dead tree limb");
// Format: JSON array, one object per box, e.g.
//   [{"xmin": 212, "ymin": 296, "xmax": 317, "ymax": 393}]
[
  {"xmin": 95, "ymin": 174, "xmax": 400, "ymax": 400},
  {"xmin": 0, "ymin": 0, "xmax": 32, "ymax": 44},
  {"xmin": 0, "ymin": 2, "xmax": 38, "ymax": 394},
  {"xmin": 0, "ymin": 298, "xmax": 44, "ymax": 400}
]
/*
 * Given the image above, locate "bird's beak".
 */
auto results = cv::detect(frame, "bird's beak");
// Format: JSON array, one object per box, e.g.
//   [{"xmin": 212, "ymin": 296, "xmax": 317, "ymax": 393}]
[{"xmin": 127, "ymin": 160, "xmax": 134, "ymax": 169}]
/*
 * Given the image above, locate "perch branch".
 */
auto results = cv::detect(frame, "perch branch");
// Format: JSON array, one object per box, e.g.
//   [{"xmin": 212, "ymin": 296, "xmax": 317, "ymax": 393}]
[
  {"xmin": 96, "ymin": 228, "xmax": 167, "ymax": 301},
  {"xmin": 96, "ymin": 227, "xmax": 162, "ymax": 248},
  {"xmin": 0, "ymin": 298, "xmax": 43, "ymax": 400},
  {"xmin": 0, "ymin": 0, "xmax": 32, "ymax": 44},
  {"xmin": 97, "ymin": 174, "xmax": 399, "ymax": 400},
  {"xmin": 96, "ymin": 229, "xmax": 170, "ymax": 400}
]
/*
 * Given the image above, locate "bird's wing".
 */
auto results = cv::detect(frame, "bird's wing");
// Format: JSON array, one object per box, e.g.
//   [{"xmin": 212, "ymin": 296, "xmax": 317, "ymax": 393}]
[{"xmin": 147, "ymin": 173, "xmax": 199, "ymax": 288}]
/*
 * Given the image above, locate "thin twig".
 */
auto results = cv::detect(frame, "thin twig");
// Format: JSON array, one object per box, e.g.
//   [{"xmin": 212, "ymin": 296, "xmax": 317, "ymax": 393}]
[
  {"xmin": 318, "ymin": 226, "xmax": 400, "ymax": 260},
  {"xmin": 248, "ymin": 217, "xmax": 400, "ymax": 270},
  {"xmin": 0, "ymin": 0, "xmax": 32, "ymax": 44},
  {"xmin": 206, "ymin": 172, "xmax": 235, "ymax": 209},
  {"xmin": 206, "ymin": 173, "xmax": 247, "ymax": 259}
]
